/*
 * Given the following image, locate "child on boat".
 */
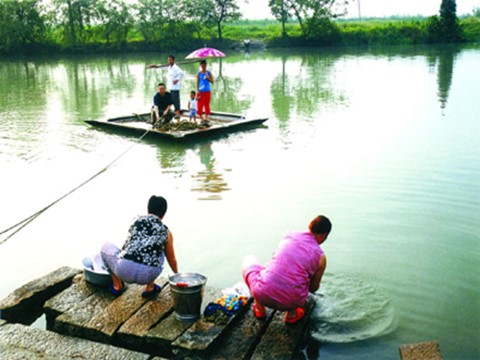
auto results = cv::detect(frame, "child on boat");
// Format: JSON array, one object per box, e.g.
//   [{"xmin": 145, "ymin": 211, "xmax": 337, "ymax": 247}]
[
  {"xmin": 242, "ymin": 215, "xmax": 331, "ymax": 324},
  {"xmin": 188, "ymin": 90, "xmax": 198, "ymax": 124}
]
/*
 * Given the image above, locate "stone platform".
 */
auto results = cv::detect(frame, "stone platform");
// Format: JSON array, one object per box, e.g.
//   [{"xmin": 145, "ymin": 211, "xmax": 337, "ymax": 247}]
[{"xmin": 0, "ymin": 267, "xmax": 313, "ymax": 359}]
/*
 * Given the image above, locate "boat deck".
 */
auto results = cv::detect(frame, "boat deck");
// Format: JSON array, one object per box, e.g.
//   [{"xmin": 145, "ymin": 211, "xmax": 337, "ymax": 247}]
[{"xmin": 85, "ymin": 111, "xmax": 268, "ymax": 141}]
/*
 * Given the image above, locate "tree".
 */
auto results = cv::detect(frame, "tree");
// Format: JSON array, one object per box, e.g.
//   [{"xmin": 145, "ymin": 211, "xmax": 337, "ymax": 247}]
[
  {"xmin": 268, "ymin": 0, "xmax": 349, "ymax": 38},
  {"xmin": 439, "ymin": 0, "xmax": 461, "ymax": 42},
  {"xmin": 97, "ymin": 0, "xmax": 133, "ymax": 46},
  {"xmin": 269, "ymin": 0, "xmax": 289, "ymax": 38},
  {"xmin": 160, "ymin": 0, "xmax": 192, "ymax": 45},
  {"xmin": 134, "ymin": 0, "xmax": 191, "ymax": 46},
  {"xmin": 51, "ymin": 0, "xmax": 99, "ymax": 47},
  {"xmin": 0, "ymin": 0, "xmax": 46, "ymax": 53},
  {"xmin": 185, "ymin": 0, "xmax": 212, "ymax": 40},
  {"xmin": 427, "ymin": 0, "xmax": 461, "ymax": 43},
  {"xmin": 134, "ymin": 0, "xmax": 165, "ymax": 43},
  {"xmin": 199, "ymin": 0, "xmax": 242, "ymax": 40}
]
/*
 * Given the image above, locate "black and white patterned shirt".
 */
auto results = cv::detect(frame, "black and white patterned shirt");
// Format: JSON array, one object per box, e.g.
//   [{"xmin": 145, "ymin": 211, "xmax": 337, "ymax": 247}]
[{"xmin": 121, "ymin": 215, "xmax": 168, "ymax": 267}]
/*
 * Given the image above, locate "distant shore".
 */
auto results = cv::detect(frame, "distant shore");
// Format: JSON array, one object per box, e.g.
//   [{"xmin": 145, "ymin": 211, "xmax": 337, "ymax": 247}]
[{"xmin": 1, "ymin": 17, "xmax": 479, "ymax": 56}]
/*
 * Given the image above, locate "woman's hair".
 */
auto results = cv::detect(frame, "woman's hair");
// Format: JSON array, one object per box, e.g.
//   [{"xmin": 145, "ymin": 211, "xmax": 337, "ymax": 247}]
[
  {"xmin": 148, "ymin": 196, "xmax": 168, "ymax": 217},
  {"xmin": 309, "ymin": 215, "xmax": 332, "ymax": 236}
]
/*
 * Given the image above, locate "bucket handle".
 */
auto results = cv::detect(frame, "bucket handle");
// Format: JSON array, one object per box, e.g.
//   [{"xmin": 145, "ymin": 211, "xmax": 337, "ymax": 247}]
[{"xmin": 176, "ymin": 282, "xmax": 189, "ymax": 287}]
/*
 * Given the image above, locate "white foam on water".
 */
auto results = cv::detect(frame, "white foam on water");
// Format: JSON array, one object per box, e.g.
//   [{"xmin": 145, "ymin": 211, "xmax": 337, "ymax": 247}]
[{"xmin": 311, "ymin": 273, "xmax": 398, "ymax": 343}]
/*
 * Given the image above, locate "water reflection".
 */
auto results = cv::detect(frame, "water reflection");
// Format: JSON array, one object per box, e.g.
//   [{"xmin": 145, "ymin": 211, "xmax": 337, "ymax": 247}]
[
  {"xmin": 58, "ymin": 56, "xmax": 139, "ymax": 119},
  {"xmin": 425, "ymin": 46, "xmax": 459, "ymax": 113},
  {"xmin": 270, "ymin": 51, "xmax": 346, "ymax": 130},
  {"xmin": 155, "ymin": 141, "xmax": 187, "ymax": 175},
  {"xmin": 435, "ymin": 47, "xmax": 459, "ymax": 112},
  {"xmin": 215, "ymin": 59, "xmax": 253, "ymax": 114},
  {"xmin": 0, "ymin": 56, "xmax": 151, "ymax": 161},
  {"xmin": 192, "ymin": 142, "xmax": 230, "ymax": 201},
  {"xmin": 271, "ymin": 54, "xmax": 292, "ymax": 125},
  {"xmin": 0, "ymin": 60, "xmax": 54, "ymax": 161},
  {"xmin": 151, "ymin": 139, "xmax": 230, "ymax": 200}
]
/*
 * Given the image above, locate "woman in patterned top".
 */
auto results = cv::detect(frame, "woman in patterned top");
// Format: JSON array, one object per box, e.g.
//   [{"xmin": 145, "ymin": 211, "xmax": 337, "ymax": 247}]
[{"xmin": 101, "ymin": 195, "xmax": 178, "ymax": 297}]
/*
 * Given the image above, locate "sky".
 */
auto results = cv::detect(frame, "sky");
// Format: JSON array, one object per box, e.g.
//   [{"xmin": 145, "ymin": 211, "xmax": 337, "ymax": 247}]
[{"xmin": 239, "ymin": 0, "xmax": 480, "ymax": 20}]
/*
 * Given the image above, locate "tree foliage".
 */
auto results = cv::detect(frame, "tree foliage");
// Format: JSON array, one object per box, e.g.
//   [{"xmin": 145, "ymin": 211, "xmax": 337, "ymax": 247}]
[
  {"xmin": 269, "ymin": 0, "xmax": 289, "ymax": 37},
  {"xmin": 0, "ymin": 0, "xmax": 476, "ymax": 55},
  {"xmin": 184, "ymin": 0, "xmax": 213, "ymax": 40},
  {"xmin": 97, "ymin": 0, "xmax": 133, "ymax": 46},
  {"xmin": 51, "ymin": 0, "xmax": 99, "ymax": 47},
  {"xmin": 268, "ymin": 0, "xmax": 348, "ymax": 38},
  {"xmin": 427, "ymin": 0, "xmax": 462, "ymax": 43},
  {"xmin": 133, "ymin": 0, "xmax": 166, "ymax": 43},
  {"xmin": 203, "ymin": 0, "xmax": 242, "ymax": 40},
  {"xmin": 0, "ymin": 0, "xmax": 46, "ymax": 52}
]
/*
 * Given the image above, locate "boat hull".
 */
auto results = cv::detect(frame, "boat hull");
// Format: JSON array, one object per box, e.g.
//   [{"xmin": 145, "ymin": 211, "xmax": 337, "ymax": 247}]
[{"xmin": 84, "ymin": 111, "xmax": 268, "ymax": 141}]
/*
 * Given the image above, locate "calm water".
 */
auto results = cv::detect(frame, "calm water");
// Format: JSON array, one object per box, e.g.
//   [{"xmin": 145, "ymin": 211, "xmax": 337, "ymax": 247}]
[{"xmin": 1, "ymin": 45, "xmax": 479, "ymax": 359}]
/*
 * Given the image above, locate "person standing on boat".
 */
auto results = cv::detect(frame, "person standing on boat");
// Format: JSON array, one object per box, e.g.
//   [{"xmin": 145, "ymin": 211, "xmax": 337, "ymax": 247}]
[
  {"xmin": 101, "ymin": 195, "xmax": 179, "ymax": 297},
  {"xmin": 167, "ymin": 55, "xmax": 184, "ymax": 118},
  {"xmin": 196, "ymin": 59, "xmax": 214, "ymax": 122},
  {"xmin": 152, "ymin": 83, "xmax": 174, "ymax": 126},
  {"xmin": 242, "ymin": 215, "xmax": 331, "ymax": 324}
]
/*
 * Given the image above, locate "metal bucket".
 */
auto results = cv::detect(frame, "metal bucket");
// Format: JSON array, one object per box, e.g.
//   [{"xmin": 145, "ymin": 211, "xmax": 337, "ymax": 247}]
[{"xmin": 168, "ymin": 273, "xmax": 207, "ymax": 321}]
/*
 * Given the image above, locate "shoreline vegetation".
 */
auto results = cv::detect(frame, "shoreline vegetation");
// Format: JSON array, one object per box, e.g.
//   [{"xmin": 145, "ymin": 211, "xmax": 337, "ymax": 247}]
[{"xmin": 0, "ymin": 1, "xmax": 479, "ymax": 56}]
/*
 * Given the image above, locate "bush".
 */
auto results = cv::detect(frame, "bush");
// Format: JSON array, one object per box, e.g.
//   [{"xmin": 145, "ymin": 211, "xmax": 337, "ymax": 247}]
[{"xmin": 460, "ymin": 16, "xmax": 480, "ymax": 42}]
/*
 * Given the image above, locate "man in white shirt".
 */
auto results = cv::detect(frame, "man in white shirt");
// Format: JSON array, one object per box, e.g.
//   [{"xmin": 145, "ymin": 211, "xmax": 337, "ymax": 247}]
[{"xmin": 167, "ymin": 55, "xmax": 184, "ymax": 118}]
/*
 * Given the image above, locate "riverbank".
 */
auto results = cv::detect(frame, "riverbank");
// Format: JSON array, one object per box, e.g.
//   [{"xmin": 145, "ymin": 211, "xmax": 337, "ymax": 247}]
[{"xmin": 2, "ymin": 17, "xmax": 479, "ymax": 56}]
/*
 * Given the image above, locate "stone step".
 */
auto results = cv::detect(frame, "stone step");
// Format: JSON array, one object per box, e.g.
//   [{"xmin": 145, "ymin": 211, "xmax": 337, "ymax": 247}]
[
  {"xmin": 1, "ymin": 266, "xmax": 314, "ymax": 359},
  {"xmin": 0, "ymin": 322, "xmax": 150, "ymax": 360}
]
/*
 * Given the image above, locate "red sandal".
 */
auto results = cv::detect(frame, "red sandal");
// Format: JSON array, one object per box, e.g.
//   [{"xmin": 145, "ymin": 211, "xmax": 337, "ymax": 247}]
[
  {"xmin": 252, "ymin": 302, "xmax": 266, "ymax": 319},
  {"xmin": 284, "ymin": 307, "xmax": 305, "ymax": 324}
]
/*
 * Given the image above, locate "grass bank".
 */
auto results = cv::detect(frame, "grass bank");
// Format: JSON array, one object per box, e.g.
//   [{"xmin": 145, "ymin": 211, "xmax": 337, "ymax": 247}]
[
  {"xmin": 224, "ymin": 17, "xmax": 480, "ymax": 48},
  {"xmin": 2, "ymin": 17, "xmax": 479, "ymax": 56}
]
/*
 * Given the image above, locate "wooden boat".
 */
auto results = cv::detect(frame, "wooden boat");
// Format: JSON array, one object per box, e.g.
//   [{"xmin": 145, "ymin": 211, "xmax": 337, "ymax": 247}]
[{"xmin": 84, "ymin": 110, "xmax": 268, "ymax": 141}]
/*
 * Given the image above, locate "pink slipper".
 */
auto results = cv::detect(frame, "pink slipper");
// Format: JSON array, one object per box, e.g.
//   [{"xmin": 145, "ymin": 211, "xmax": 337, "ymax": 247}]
[
  {"xmin": 252, "ymin": 302, "xmax": 266, "ymax": 319},
  {"xmin": 284, "ymin": 307, "xmax": 305, "ymax": 324}
]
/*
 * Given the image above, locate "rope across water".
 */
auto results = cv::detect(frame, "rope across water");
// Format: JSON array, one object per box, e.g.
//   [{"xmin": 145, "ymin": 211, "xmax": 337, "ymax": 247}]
[{"xmin": 0, "ymin": 126, "xmax": 153, "ymax": 246}]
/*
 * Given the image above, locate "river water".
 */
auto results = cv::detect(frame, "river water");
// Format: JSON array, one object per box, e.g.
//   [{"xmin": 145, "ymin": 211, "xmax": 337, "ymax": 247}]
[{"xmin": 1, "ymin": 45, "xmax": 479, "ymax": 359}]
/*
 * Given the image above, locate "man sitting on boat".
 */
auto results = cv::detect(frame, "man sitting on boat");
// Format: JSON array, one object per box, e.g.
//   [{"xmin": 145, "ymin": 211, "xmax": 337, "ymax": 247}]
[{"xmin": 152, "ymin": 83, "xmax": 175, "ymax": 127}]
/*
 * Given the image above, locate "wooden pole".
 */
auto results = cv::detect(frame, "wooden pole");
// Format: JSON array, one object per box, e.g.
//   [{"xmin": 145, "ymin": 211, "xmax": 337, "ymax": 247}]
[{"xmin": 147, "ymin": 59, "xmax": 202, "ymax": 69}]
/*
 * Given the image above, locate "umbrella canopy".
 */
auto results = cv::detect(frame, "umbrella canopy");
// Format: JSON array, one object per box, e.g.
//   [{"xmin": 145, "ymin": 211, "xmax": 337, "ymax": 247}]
[{"xmin": 185, "ymin": 47, "xmax": 226, "ymax": 59}]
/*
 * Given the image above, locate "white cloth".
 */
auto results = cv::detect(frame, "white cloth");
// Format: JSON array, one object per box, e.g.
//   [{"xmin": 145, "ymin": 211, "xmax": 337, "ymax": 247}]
[{"xmin": 168, "ymin": 63, "xmax": 184, "ymax": 91}]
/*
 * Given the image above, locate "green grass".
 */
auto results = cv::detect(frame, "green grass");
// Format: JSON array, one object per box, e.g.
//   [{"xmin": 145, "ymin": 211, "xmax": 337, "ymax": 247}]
[{"xmin": 2, "ymin": 16, "xmax": 479, "ymax": 55}]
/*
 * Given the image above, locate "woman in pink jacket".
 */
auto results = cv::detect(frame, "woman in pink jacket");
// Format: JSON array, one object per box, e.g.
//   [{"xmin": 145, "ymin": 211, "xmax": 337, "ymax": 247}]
[{"xmin": 242, "ymin": 215, "xmax": 331, "ymax": 324}]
